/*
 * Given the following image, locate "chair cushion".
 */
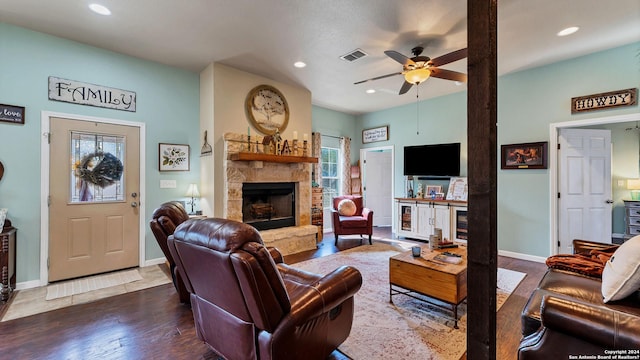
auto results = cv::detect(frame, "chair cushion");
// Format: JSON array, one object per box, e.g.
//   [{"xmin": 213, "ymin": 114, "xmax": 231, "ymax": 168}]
[
  {"xmin": 601, "ymin": 235, "xmax": 640, "ymax": 302},
  {"xmin": 338, "ymin": 216, "xmax": 367, "ymax": 228},
  {"xmin": 337, "ymin": 199, "xmax": 357, "ymax": 216}
]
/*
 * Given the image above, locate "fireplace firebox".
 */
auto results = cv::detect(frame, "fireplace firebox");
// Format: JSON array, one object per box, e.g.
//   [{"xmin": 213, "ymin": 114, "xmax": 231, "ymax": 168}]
[{"xmin": 242, "ymin": 182, "xmax": 296, "ymax": 230}]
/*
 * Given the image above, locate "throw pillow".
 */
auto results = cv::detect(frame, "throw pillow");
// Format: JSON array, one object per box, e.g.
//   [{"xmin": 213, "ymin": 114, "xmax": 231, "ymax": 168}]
[
  {"xmin": 337, "ymin": 199, "xmax": 357, "ymax": 216},
  {"xmin": 601, "ymin": 235, "xmax": 640, "ymax": 303}
]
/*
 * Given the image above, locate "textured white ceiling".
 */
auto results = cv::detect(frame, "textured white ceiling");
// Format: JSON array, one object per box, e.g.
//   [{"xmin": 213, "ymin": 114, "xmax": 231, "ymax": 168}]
[{"xmin": 1, "ymin": 0, "xmax": 638, "ymax": 114}]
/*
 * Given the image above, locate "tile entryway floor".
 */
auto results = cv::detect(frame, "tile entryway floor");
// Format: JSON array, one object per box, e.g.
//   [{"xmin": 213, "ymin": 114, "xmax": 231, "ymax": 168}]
[{"xmin": 1, "ymin": 265, "xmax": 171, "ymax": 322}]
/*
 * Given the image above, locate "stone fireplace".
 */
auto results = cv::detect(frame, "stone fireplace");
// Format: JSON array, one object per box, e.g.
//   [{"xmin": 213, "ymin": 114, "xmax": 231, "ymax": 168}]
[{"xmin": 222, "ymin": 133, "xmax": 318, "ymax": 255}]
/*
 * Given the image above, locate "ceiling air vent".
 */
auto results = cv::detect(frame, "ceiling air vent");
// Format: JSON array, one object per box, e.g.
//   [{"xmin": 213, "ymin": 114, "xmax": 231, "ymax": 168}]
[{"xmin": 340, "ymin": 48, "xmax": 368, "ymax": 62}]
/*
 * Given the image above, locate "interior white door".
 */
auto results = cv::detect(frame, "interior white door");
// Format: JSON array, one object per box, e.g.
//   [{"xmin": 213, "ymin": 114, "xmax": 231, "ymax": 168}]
[
  {"xmin": 362, "ymin": 149, "xmax": 393, "ymax": 226},
  {"xmin": 558, "ymin": 128, "xmax": 612, "ymax": 253}
]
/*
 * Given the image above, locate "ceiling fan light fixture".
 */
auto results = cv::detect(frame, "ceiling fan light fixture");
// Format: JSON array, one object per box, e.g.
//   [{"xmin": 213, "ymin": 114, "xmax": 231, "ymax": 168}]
[
  {"xmin": 404, "ymin": 68, "xmax": 430, "ymax": 84},
  {"xmin": 89, "ymin": 3, "xmax": 111, "ymax": 15}
]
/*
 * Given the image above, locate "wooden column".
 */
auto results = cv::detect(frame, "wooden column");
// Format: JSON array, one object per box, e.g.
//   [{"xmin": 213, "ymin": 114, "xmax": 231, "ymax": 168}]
[{"xmin": 467, "ymin": 0, "xmax": 498, "ymax": 359}]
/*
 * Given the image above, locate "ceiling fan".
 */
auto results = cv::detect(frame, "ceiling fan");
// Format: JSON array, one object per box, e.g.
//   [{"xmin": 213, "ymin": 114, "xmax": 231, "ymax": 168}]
[{"xmin": 354, "ymin": 46, "xmax": 468, "ymax": 95}]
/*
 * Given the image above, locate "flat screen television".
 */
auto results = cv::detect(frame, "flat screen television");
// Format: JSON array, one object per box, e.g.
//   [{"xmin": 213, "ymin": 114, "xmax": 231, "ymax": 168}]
[{"xmin": 403, "ymin": 142, "xmax": 460, "ymax": 177}]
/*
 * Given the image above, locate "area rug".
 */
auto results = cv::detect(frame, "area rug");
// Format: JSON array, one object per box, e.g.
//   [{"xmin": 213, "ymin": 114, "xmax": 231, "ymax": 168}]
[
  {"xmin": 294, "ymin": 243, "xmax": 526, "ymax": 360},
  {"xmin": 45, "ymin": 269, "xmax": 143, "ymax": 300}
]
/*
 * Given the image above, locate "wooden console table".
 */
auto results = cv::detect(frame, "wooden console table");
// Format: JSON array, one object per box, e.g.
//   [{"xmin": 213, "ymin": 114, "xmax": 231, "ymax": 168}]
[{"xmin": 1, "ymin": 221, "xmax": 16, "ymax": 302}]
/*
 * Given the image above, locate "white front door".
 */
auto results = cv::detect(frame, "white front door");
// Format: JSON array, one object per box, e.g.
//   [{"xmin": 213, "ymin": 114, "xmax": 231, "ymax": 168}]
[
  {"xmin": 558, "ymin": 128, "xmax": 612, "ymax": 253},
  {"xmin": 48, "ymin": 117, "xmax": 141, "ymax": 282},
  {"xmin": 362, "ymin": 149, "xmax": 393, "ymax": 226}
]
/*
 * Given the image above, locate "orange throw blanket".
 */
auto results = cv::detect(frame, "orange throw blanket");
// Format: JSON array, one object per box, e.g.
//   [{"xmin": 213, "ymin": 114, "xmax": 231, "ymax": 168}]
[{"xmin": 545, "ymin": 246, "xmax": 617, "ymax": 278}]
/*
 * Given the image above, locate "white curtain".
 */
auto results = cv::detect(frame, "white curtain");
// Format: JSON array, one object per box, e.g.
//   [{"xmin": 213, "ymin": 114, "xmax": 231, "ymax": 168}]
[{"xmin": 340, "ymin": 137, "xmax": 351, "ymax": 195}]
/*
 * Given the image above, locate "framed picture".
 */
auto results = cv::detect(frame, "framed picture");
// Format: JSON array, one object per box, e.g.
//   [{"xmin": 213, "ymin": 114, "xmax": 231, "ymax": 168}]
[
  {"xmin": 0, "ymin": 104, "xmax": 25, "ymax": 125},
  {"xmin": 245, "ymin": 84, "xmax": 289, "ymax": 135},
  {"xmin": 425, "ymin": 185, "xmax": 442, "ymax": 198},
  {"xmin": 159, "ymin": 143, "xmax": 190, "ymax": 171},
  {"xmin": 501, "ymin": 142, "xmax": 548, "ymax": 169},
  {"xmin": 362, "ymin": 125, "xmax": 389, "ymax": 144}
]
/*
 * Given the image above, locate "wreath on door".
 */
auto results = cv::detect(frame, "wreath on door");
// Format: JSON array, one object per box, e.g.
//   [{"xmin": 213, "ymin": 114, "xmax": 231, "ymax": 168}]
[{"xmin": 74, "ymin": 151, "xmax": 124, "ymax": 188}]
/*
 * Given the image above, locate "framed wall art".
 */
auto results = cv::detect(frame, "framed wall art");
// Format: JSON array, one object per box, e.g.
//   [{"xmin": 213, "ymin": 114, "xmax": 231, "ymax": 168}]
[
  {"xmin": 245, "ymin": 84, "xmax": 289, "ymax": 135},
  {"xmin": 501, "ymin": 142, "xmax": 548, "ymax": 170},
  {"xmin": 0, "ymin": 104, "xmax": 25, "ymax": 125},
  {"xmin": 159, "ymin": 143, "xmax": 190, "ymax": 171},
  {"xmin": 362, "ymin": 125, "xmax": 389, "ymax": 144}
]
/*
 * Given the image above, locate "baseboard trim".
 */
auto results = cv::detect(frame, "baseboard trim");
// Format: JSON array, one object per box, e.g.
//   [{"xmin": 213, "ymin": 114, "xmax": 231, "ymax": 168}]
[
  {"xmin": 144, "ymin": 257, "xmax": 167, "ymax": 267},
  {"xmin": 15, "ymin": 279, "xmax": 41, "ymax": 291},
  {"xmin": 498, "ymin": 249, "xmax": 547, "ymax": 263}
]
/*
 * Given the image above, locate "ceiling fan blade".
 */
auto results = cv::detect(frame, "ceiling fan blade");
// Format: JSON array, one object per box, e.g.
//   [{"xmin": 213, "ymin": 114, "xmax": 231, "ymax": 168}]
[
  {"xmin": 430, "ymin": 68, "xmax": 467, "ymax": 82},
  {"xmin": 399, "ymin": 81, "xmax": 414, "ymax": 95},
  {"xmin": 354, "ymin": 72, "xmax": 402, "ymax": 85},
  {"xmin": 384, "ymin": 50, "xmax": 416, "ymax": 67},
  {"xmin": 429, "ymin": 48, "xmax": 468, "ymax": 67}
]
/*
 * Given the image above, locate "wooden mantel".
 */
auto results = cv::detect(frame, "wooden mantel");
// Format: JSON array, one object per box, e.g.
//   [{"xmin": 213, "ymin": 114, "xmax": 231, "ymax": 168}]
[{"xmin": 230, "ymin": 152, "xmax": 318, "ymax": 164}]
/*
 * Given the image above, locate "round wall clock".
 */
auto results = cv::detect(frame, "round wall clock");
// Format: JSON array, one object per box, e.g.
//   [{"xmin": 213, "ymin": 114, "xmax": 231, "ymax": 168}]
[{"xmin": 245, "ymin": 84, "xmax": 289, "ymax": 135}]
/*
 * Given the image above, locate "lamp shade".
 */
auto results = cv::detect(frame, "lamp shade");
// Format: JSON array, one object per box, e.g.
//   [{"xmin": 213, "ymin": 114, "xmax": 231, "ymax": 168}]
[
  {"xmin": 627, "ymin": 179, "xmax": 640, "ymax": 190},
  {"xmin": 627, "ymin": 179, "xmax": 640, "ymax": 200},
  {"xmin": 185, "ymin": 183, "xmax": 200, "ymax": 197},
  {"xmin": 404, "ymin": 68, "xmax": 431, "ymax": 84}
]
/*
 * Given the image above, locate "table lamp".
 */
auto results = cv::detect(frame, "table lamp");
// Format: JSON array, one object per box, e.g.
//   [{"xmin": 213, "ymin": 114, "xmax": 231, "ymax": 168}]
[
  {"xmin": 185, "ymin": 183, "xmax": 200, "ymax": 214},
  {"xmin": 627, "ymin": 179, "xmax": 640, "ymax": 201}
]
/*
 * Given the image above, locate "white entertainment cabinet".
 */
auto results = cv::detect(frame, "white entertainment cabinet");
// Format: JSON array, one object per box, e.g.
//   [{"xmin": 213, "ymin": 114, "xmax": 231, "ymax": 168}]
[{"xmin": 396, "ymin": 198, "xmax": 468, "ymax": 242}]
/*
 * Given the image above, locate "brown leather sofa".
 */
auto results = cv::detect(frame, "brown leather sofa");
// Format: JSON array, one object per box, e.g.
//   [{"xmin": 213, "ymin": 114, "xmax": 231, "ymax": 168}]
[
  {"xmin": 149, "ymin": 201, "xmax": 191, "ymax": 303},
  {"xmin": 168, "ymin": 217, "xmax": 363, "ymax": 360},
  {"xmin": 331, "ymin": 195, "xmax": 373, "ymax": 246},
  {"xmin": 519, "ymin": 239, "xmax": 640, "ymax": 358}
]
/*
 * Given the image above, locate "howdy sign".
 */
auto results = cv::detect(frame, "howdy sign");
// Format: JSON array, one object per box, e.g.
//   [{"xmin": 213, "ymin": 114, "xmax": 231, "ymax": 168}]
[
  {"xmin": 48, "ymin": 76, "xmax": 137, "ymax": 112},
  {"xmin": 571, "ymin": 88, "xmax": 637, "ymax": 114}
]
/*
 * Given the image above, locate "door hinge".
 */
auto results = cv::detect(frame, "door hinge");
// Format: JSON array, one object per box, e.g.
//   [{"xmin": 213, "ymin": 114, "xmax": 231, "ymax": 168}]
[
  {"xmin": 557, "ymin": 143, "xmax": 560, "ymax": 150},
  {"xmin": 45, "ymin": 132, "xmax": 51, "ymax": 144},
  {"xmin": 557, "ymin": 241, "xmax": 561, "ymax": 247},
  {"xmin": 557, "ymin": 192, "xmax": 560, "ymax": 199},
  {"xmin": 47, "ymin": 257, "xmax": 50, "ymax": 269},
  {"xmin": 47, "ymin": 195, "xmax": 51, "ymax": 207}
]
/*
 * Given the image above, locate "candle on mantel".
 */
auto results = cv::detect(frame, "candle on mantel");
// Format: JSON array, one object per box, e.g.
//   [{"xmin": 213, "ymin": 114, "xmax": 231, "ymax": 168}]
[
  {"xmin": 293, "ymin": 131, "xmax": 298, "ymax": 140},
  {"xmin": 303, "ymin": 133, "xmax": 308, "ymax": 141}
]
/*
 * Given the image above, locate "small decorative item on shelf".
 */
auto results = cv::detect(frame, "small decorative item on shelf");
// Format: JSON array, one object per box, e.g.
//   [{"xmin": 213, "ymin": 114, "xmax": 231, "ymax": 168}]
[
  {"xmin": 416, "ymin": 183, "xmax": 424, "ymax": 198},
  {"xmin": 282, "ymin": 140, "xmax": 291, "ymax": 155},
  {"xmin": 292, "ymin": 139, "xmax": 299, "ymax": 156},
  {"xmin": 303, "ymin": 139, "xmax": 308, "ymax": 157}
]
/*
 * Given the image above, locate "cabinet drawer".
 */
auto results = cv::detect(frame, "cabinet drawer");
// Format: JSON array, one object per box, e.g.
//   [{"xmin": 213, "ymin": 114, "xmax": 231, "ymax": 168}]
[
  {"xmin": 627, "ymin": 216, "xmax": 640, "ymax": 227},
  {"xmin": 626, "ymin": 207, "xmax": 640, "ymax": 217},
  {"xmin": 627, "ymin": 225, "xmax": 640, "ymax": 236}
]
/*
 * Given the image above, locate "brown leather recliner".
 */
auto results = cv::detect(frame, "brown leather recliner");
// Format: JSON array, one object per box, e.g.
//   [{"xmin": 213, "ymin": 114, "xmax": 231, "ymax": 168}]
[
  {"xmin": 149, "ymin": 201, "xmax": 190, "ymax": 303},
  {"xmin": 168, "ymin": 218, "xmax": 363, "ymax": 360},
  {"xmin": 331, "ymin": 195, "xmax": 373, "ymax": 246}
]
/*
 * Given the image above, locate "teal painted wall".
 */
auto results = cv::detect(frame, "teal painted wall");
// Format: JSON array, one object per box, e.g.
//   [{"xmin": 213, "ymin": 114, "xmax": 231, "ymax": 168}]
[
  {"xmin": 0, "ymin": 23, "xmax": 200, "ymax": 283},
  {"xmin": 358, "ymin": 42, "xmax": 640, "ymax": 258},
  {"xmin": 312, "ymin": 106, "xmax": 359, "ymax": 160}
]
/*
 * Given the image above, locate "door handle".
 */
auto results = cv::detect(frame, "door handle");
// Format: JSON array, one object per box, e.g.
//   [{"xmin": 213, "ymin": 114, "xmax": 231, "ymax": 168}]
[
  {"xmin": 131, "ymin": 202, "xmax": 138, "ymax": 207},
  {"xmin": 131, "ymin": 192, "xmax": 138, "ymax": 198},
  {"xmin": 605, "ymin": 200, "xmax": 614, "ymax": 204}
]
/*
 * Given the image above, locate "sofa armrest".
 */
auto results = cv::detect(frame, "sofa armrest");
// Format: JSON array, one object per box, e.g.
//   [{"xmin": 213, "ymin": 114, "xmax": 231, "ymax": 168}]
[
  {"xmin": 283, "ymin": 265, "xmax": 362, "ymax": 325},
  {"xmin": 540, "ymin": 295, "xmax": 640, "ymax": 349},
  {"xmin": 572, "ymin": 239, "xmax": 618, "ymax": 255}
]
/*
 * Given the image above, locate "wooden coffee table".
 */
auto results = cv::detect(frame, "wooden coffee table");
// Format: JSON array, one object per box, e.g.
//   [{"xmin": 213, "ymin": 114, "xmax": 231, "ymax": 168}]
[{"xmin": 389, "ymin": 245, "xmax": 467, "ymax": 328}]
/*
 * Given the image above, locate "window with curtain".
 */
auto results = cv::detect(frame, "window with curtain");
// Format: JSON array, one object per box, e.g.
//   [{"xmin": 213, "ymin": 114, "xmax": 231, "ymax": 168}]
[{"xmin": 321, "ymin": 146, "xmax": 340, "ymax": 208}]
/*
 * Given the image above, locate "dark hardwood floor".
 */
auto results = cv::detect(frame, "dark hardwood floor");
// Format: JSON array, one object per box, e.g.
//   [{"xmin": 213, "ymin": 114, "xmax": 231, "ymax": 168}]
[{"xmin": 0, "ymin": 228, "xmax": 546, "ymax": 359}]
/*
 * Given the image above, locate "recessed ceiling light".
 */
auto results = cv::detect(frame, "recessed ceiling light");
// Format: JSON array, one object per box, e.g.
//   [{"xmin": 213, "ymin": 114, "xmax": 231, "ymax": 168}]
[
  {"xmin": 89, "ymin": 4, "xmax": 111, "ymax": 16},
  {"xmin": 557, "ymin": 26, "xmax": 579, "ymax": 37},
  {"xmin": 294, "ymin": 61, "xmax": 306, "ymax": 68},
  {"xmin": 366, "ymin": 89, "xmax": 376, "ymax": 94}
]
